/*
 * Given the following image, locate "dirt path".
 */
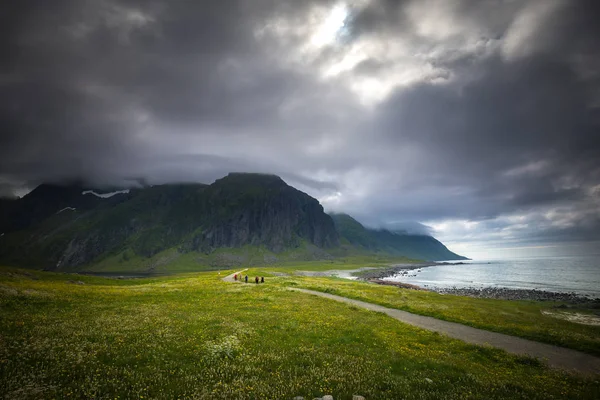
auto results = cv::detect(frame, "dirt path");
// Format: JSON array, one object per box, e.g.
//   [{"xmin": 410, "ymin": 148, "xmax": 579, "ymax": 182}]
[
  {"xmin": 291, "ymin": 288, "xmax": 600, "ymax": 375},
  {"xmin": 222, "ymin": 269, "xmax": 248, "ymax": 283}
]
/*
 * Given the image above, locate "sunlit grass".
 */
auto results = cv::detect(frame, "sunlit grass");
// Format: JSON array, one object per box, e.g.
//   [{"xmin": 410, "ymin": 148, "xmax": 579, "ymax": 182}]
[
  {"xmin": 285, "ymin": 275, "xmax": 600, "ymax": 356},
  {"xmin": 1, "ymin": 266, "xmax": 598, "ymax": 399}
]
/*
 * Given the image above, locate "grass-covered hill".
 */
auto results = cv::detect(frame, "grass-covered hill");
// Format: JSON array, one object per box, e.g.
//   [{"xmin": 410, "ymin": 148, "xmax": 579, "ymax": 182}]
[
  {"xmin": 0, "ymin": 173, "xmax": 464, "ymax": 271},
  {"xmin": 331, "ymin": 213, "xmax": 467, "ymax": 261}
]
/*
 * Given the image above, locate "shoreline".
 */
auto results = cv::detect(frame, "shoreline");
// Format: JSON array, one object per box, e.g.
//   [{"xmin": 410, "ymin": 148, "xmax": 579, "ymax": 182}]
[
  {"xmin": 292, "ymin": 263, "xmax": 437, "ymax": 278},
  {"xmin": 367, "ymin": 278, "xmax": 600, "ymax": 304},
  {"xmin": 351, "ymin": 263, "xmax": 435, "ymax": 279},
  {"xmin": 356, "ymin": 262, "xmax": 600, "ymax": 304},
  {"xmin": 353, "ymin": 261, "xmax": 469, "ymax": 280}
]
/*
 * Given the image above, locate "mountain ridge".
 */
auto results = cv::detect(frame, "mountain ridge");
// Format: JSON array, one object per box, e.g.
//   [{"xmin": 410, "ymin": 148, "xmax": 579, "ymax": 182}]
[{"xmin": 0, "ymin": 173, "xmax": 465, "ymax": 270}]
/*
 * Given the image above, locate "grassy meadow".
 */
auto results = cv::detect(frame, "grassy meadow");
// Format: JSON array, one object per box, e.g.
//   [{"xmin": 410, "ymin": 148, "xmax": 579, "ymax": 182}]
[
  {"xmin": 1, "ymin": 266, "xmax": 599, "ymax": 399},
  {"xmin": 274, "ymin": 275, "xmax": 600, "ymax": 357}
]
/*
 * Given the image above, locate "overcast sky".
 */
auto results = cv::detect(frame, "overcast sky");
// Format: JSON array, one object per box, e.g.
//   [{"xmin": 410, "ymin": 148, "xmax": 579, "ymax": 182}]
[{"xmin": 1, "ymin": 0, "xmax": 599, "ymax": 258}]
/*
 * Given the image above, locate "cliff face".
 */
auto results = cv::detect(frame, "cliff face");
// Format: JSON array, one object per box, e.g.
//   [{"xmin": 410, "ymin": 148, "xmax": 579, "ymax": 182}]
[
  {"xmin": 0, "ymin": 173, "xmax": 340, "ymax": 269},
  {"xmin": 185, "ymin": 173, "xmax": 339, "ymax": 253}
]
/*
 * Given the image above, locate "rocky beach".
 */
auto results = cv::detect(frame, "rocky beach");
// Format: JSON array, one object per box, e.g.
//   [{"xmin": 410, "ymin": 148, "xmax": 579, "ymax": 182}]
[
  {"xmin": 431, "ymin": 286, "xmax": 600, "ymax": 304},
  {"xmin": 352, "ymin": 263, "xmax": 439, "ymax": 279},
  {"xmin": 361, "ymin": 269, "xmax": 600, "ymax": 304},
  {"xmin": 296, "ymin": 259, "xmax": 600, "ymax": 304}
]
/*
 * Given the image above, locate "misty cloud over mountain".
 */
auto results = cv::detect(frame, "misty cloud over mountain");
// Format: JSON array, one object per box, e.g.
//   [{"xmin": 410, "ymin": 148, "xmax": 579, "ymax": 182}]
[{"xmin": 1, "ymin": 0, "xmax": 599, "ymax": 256}]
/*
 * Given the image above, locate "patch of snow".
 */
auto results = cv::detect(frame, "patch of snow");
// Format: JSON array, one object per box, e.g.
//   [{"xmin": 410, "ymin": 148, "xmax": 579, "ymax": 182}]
[
  {"xmin": 57, "ymin": 207, "xmax": 76, "ymax": 214},
  {"xmin": 82, "ymin": 189, "xmax": 130, "ymax": 198}
]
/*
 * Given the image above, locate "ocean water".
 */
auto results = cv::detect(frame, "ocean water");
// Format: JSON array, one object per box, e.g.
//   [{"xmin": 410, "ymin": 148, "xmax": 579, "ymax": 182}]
[{"xmin": 382, "ymin": 255, "xmax": 600, "ymax": 297}]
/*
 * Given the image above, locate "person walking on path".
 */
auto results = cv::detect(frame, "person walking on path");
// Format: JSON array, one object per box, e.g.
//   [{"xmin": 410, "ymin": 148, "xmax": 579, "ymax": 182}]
[
  {"xmin": 260, "ymin": 277, "xmax": 264, "ymax": 283},
  {"xmin": 255, "ymin": 276, "xmax": 259, "ymax": 284},
  {"xmin": 244, "ymin": 275, "xmax": 248, "ymax": 283},
  {"xmin": 234, "ymin": 274, "xmax": 237, "ymax": 281}
]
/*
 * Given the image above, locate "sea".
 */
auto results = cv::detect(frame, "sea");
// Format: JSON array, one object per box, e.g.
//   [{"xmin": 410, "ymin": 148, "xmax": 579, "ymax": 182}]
[{"xmin": 382, "ymin": 255, "xmax": 600, "ymax": 298}]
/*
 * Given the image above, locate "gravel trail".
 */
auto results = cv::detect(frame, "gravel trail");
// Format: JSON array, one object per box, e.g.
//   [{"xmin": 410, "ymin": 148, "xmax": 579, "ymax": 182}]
[{"xmin": 291, "ymin": 288, "xmax": 600, "ymax": 375}]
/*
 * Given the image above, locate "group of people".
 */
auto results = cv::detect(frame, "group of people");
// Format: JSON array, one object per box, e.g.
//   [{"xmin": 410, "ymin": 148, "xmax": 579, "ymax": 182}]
[{"xmin": 233, "ymin": 274, "xmax": 264, "ymax": 284}]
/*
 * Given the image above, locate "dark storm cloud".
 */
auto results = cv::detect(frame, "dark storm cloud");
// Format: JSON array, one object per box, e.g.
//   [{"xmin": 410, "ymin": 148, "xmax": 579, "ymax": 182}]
[
  {"xmin": 372, "ymin": 54, "xmax": 599, "ymax": 216},
  {"xmin": 1, "ymin": 0, "xmax": 599, "ymax": 253},
  {"xmin": 0, "ymin": 0, "xmax": 345, "ymax": 188},
  {"xmin": 324, "ymin": 0, "xmax": 600, "ymax": 250}
]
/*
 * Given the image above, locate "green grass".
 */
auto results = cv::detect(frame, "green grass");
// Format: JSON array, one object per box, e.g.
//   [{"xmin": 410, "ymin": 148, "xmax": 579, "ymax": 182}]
[
  {"xmin": 247, "ymin": 257, "xmax": 416, "ymax": 274},
  {"xmin": 85, "ymin": 248, "xmax": 419, "ymax": 274},
  {"xmin": 1, "ymin": 266, "xmax": 599, "ymax": 399},
  {"xmin": 284, "ymin": 276, "xmax": 600, "ymax": 356}
]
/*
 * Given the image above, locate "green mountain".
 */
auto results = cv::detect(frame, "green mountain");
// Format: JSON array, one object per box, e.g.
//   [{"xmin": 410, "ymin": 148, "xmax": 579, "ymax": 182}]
[
  {"xmin": 0, "ymin": 173, "xmax": 464, "ymax": 271},
  {"xmin": 330, "ymin": 213, "xmax": 467, "ymax": 261},
  {"xmin": 0, "ymin": 173, "xmax": 339, "ymax": 269}
]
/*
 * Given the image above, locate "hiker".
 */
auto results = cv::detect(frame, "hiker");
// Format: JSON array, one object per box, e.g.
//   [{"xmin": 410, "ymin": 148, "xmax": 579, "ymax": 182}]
[
  {"xmin": 260, "ymin": 277, "xmax": 264, "ymax": 283},
  {"xmin": 234, "ymin": 274, "xmax": 237, "ymax": 281},
  {"xmin": 245, "ymin": 275, "xmax": 248, "ymax": 283},
  {"xmin": 255, "ymin": 276, "xmax": 259, "ymax": 284}
]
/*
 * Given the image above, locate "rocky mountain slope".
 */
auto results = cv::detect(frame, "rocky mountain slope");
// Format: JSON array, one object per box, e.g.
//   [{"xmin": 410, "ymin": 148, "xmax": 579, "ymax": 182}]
[
  {"xmin": 0, "ymin": 174, "xmax": 339, "ymax": 269},
  {"xmin": 0, "ymin": 173, "xmax": 464, "ymax": 270}
]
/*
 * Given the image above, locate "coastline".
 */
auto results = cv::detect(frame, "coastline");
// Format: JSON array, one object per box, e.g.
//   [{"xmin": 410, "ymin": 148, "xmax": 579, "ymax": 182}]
[
  {"xmin": 295, "ymin": 261, "xmax": 600, "ymax": 303},
  {"xmin": 292, "ymin": 262, "xmax": 438, "ymax": 279},
  {"xmin": 355, "ymin": 261, "xmax": 600, "ymax": 303},
  {"xmin": 351, "ymin": 262, "xmax": 442, "ymax": 279},
  {"xmin": 354, "ymin": 261, "xmax": 472, "ymax": 279},
  {"xmin": 367, "ymin": 277, "xmax": 600, "ymax": 303}
]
